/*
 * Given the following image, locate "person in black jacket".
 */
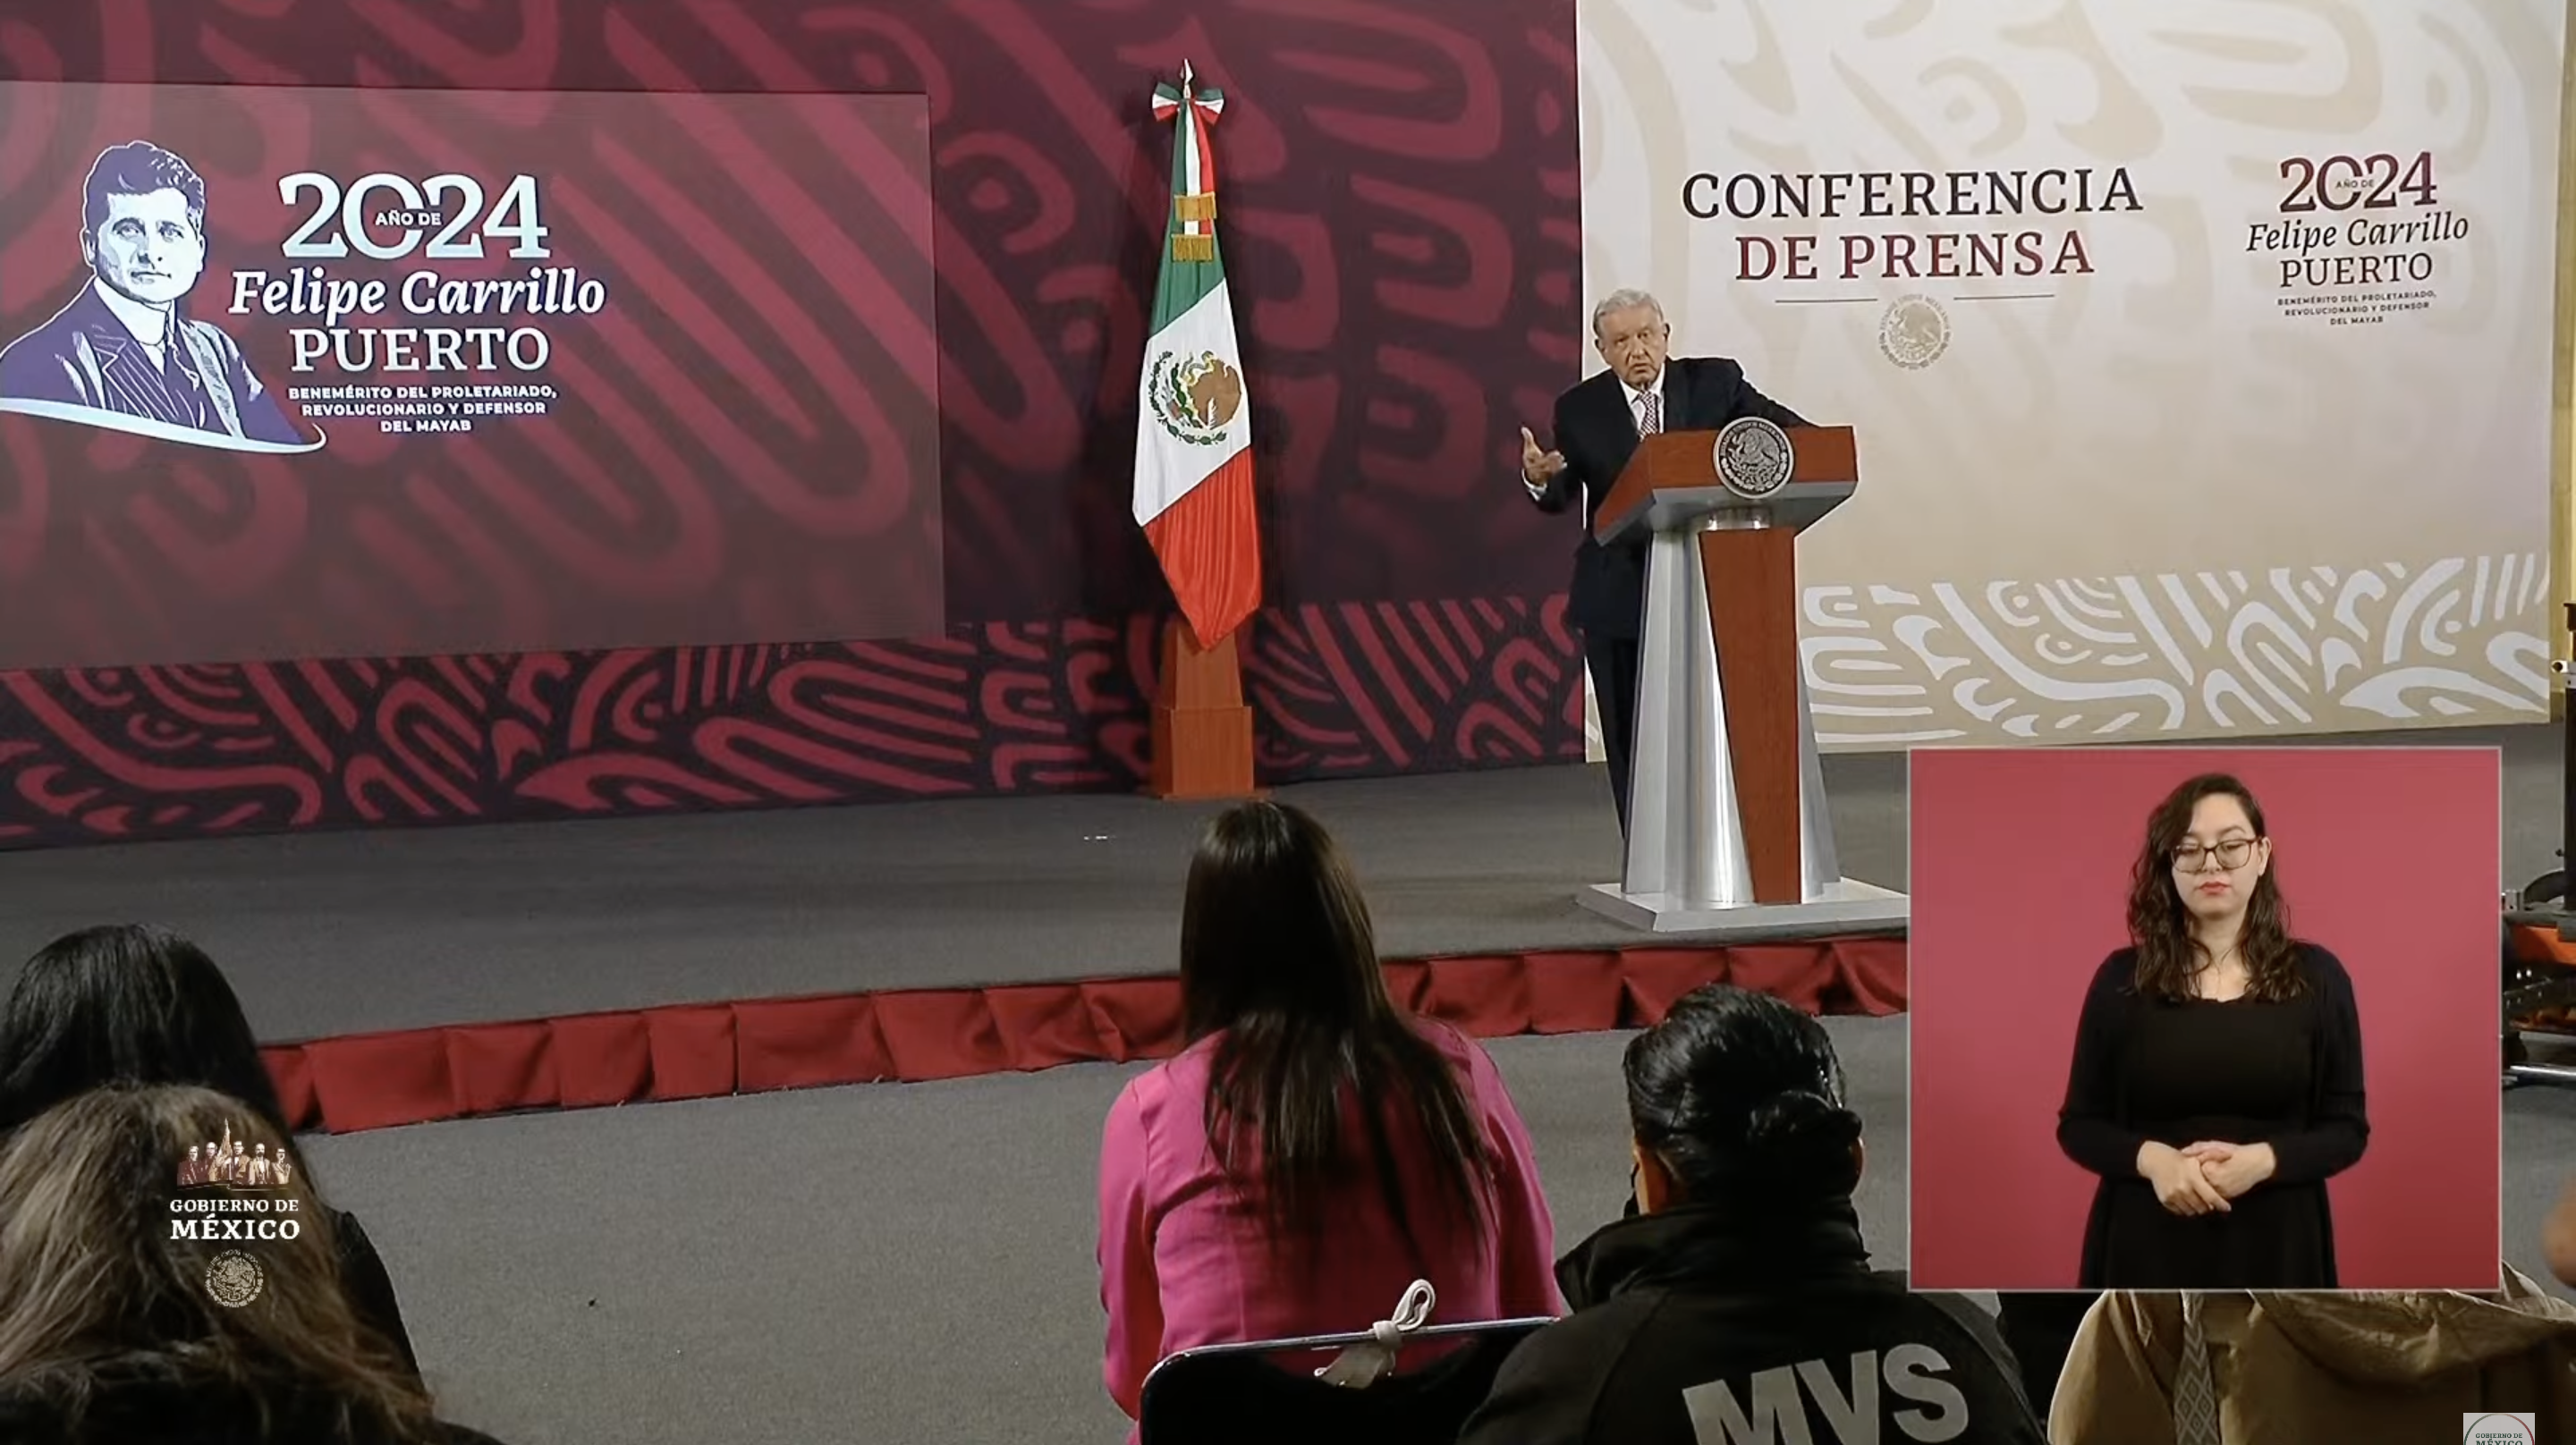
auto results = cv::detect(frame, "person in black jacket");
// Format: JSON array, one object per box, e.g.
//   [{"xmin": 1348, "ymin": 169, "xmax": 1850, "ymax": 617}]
[
  {"xmin": 0, "ymin": 1085, "xmax": 500, "ymax": 1445},
  {"xmin": 1519, "ymin": 291, "xmax": 1809, "ymax": 838},
  {"xmin": 2055, "ymin": 772, "xmax": 2368, "ymax": 1289},
  {"xmin": 0, "ymin": 925, "xmax": 419, "ymax": 1374},
  {"xmin": 1458, "ymin": 984, "xmax": 2043, "ymax": 1445},
  {"xmin": 1989, "ymin": 1291, "xmax": 2097, "ymax": 1424}
]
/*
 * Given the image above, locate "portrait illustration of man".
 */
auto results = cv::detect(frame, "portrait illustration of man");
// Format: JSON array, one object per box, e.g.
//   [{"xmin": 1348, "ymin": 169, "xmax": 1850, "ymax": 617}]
[{"xmin": 0, "ymin": 140, "xmax": 311, "ymax": 450}]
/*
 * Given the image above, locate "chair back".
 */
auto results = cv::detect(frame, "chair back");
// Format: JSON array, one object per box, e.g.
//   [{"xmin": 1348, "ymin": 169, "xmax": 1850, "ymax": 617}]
[{"xmin": 1138, "ymin": 1316, "xmax": 1553, "ymax": 1445}]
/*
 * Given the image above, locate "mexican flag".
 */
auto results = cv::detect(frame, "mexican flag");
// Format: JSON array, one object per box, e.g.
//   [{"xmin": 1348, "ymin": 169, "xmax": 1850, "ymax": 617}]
[{"xmin": 1134, "ymin": 62, "xmax": 1262, "ymax": 649}]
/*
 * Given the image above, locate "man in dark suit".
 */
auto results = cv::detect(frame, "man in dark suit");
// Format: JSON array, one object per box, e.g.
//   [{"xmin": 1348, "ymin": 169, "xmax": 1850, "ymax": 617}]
[
  {"xmin": 0, "ymin": 139, "xmax": 304, "ymax": 450},
  {"xmin": 1520, "ymin": 290, "xmax": 1808, "ymax": 838}
]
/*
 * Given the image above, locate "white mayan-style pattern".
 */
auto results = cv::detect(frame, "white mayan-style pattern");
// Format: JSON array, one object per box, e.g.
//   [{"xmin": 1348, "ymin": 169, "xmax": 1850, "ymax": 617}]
[
  {"xmin": 1802, "ymin": 553, "xmax": 2553, "ymax": 746},
  {"xmin": 1583, "ymin": 554, "xmax": 2552, "ymax": 754}
]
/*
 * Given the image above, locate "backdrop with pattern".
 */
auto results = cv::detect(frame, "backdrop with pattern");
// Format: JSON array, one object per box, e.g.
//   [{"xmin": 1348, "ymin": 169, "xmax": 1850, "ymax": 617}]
[{"xmin": 0, "ymin": 0, "xmax": 1589, "ymax": 849}]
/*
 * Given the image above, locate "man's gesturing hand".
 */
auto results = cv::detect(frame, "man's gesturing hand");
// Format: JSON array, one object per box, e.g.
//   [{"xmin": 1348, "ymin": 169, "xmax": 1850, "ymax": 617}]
[{"xmin": 1520, "ymin": 427, "xmax": 1567, "ymax": 487}]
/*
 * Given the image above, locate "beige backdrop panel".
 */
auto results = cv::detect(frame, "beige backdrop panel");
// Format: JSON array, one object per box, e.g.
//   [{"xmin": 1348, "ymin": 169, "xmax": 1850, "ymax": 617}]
[{"xmin": 1576, "ymin": 0, "xmax": 2561, "ymax": 747}]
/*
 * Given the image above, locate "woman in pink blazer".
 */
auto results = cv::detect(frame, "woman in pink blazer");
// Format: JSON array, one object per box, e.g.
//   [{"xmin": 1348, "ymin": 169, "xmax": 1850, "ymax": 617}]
[{"xmin": 1096, "ymin": 800, "xmax": 1563, "ymax": 1424}]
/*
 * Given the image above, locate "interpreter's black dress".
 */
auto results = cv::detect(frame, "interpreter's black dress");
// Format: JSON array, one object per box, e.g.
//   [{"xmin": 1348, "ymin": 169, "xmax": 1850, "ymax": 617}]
[{"xmin": 2056, "ymin": 942, "xmax": 2368, "ymax": 1289}]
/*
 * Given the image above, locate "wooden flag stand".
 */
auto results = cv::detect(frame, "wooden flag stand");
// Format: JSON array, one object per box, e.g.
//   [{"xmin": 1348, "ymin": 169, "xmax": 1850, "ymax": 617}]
[{"xmin": 1148, "ymin": 617, "xmax": 1258, "ymax": 799}]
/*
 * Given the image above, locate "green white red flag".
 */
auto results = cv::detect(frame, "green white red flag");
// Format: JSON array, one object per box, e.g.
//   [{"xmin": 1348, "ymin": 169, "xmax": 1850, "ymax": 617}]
[{"xmin": 1134, "ymin": 61, "xmax": 1262, "ymax": 648}]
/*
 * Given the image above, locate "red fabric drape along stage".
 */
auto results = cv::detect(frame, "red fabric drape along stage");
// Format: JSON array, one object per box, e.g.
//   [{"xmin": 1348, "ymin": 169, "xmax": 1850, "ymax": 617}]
[{"xmin": 260, "ymin": 937, "xmax": 1907, "ymax": 1134}]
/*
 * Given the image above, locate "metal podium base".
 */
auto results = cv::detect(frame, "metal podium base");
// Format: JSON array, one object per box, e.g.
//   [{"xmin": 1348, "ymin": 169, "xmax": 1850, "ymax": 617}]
[{"xmin": 1576, "ymin": 876, "xmax": 1910, "ymax": 940}]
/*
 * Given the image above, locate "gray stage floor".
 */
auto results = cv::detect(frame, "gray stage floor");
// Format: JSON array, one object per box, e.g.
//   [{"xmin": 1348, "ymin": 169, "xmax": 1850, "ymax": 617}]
[
  {"xmin": 0, "ymin": 758, "xmax": 1909, "ymax": 1041},
  {"xmin": 0, "ymin": 722, "xmax": 2556, "ymax": 1043}
]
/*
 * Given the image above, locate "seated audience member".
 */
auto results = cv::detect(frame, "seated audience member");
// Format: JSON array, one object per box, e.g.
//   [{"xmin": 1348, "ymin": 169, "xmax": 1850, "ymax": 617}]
[
  {"xmin": 1991, "ymin": 1290, "xmax": 2098, "ymax": 1424},
  {"xmin": 0, "ymin": 925, "xmax": 419, "ymax": 1374},
  {"xmin": 0, "ymin": 1085, "xmax": 503, "ymax": 1445},
  {"xmin": 2050, "ymin": 1271, "xmax": 2576, "ymax": 1443},
  {"xmin": 1096, "ymin": 801, "xmax": 1561, "ymax": 1423},
  {"xmin": 2548, "ymin": 1176, "xmax": 2576, "ymax": 1288},
  {"xmin": 1459, "ymin": 984, "xmax": 2044, "ymax": 1445}
]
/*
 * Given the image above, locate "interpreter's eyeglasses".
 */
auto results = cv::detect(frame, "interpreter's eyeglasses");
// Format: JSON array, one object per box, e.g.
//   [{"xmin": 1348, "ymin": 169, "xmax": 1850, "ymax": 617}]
[{"xmin": 2170, "ymin": 838, "xmax": 2258, "ymax": 872}]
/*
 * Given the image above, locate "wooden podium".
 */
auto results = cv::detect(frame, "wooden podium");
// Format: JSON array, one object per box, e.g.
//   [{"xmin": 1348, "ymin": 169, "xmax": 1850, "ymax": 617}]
[{"xmin": 1576, "ymin": 419, "xmax": 1909, "ymax": 934}]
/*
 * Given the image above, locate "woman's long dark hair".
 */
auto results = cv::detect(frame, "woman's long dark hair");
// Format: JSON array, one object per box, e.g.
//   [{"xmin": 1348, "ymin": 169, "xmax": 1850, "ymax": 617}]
[
  {"xmin": 2124, "ymin": 773, "xmax": 2304, "ymax": 1002},
  {"xmin": 1625, "ymin": 984, "xmax": 1862, "ymax": 1204},
  {"xmin": 0, "ymin": 1085, "xmax": 434, "ymax": 1441},
  {"xmin": 1181, "ymin": 801, "xmax": 1493, "ymax": 1266},
  {"xmin": 0, "ymin": 925, "xmax": 289, "ymax": 1139}
]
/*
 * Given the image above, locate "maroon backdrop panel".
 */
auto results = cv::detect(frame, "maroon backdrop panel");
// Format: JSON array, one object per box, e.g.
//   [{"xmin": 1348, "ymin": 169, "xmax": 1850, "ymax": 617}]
[
  {"xmin": 0, "ymin": 82, "xmax": 942, "ymax": 669},
  {"xmin": 0, "ymin": 0, "xmax": 1585, "ymax": 849}
]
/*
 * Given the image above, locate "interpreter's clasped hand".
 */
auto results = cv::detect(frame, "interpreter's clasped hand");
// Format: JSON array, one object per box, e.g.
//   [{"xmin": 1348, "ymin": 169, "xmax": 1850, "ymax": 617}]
[
  {"xmin": 2140, "ymin": 1141, "xmax": 2230, "ymax": 1217},
  {"xmin": 2182, "ymin": 1140, "xmax": 2276, "ymax": 1200},
  {"xmin": 1519, "ymin": 427, "xmax": 1567, "ymax": 486}
]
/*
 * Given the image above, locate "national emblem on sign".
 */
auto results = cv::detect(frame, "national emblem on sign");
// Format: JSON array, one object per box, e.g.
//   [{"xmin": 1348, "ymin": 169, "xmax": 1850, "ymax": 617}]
[
  {"xmin": 203, "ymin": 1249, "xmax": 265, "ymax": 1309},
  {"xmin": 1715, "ymin": 416, "xmax": 1795, "ymax": 501},
  {"xmin": 1878, "ymin": 293, "xmax": 1950, "ymax": 370},
  {"xmin": 1148, "ymin": 349, "xmax": 1243, "ymax": 445}
]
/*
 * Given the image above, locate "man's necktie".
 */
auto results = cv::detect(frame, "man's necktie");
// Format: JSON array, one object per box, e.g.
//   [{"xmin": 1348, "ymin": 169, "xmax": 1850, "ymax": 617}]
[
  {"xmin": 1640, "ymin": 392, "xmax": 1662, "ymax": 435},
  {"xmin": 160, "ymin": 342, "xmax": 208, "ymax": 428},
  {"xmin": 2173, "ymin": 1295, "xmax": 2223, "ymax": 1445}
]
